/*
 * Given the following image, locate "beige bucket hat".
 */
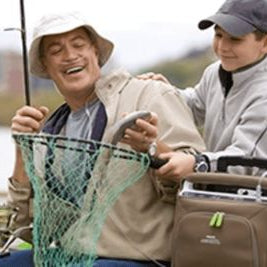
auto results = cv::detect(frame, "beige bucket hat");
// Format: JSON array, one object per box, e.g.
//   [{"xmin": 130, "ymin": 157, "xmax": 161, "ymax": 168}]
[{"xmin": 29, "ymin": 12, "xmax": 114, "ymax": 79}]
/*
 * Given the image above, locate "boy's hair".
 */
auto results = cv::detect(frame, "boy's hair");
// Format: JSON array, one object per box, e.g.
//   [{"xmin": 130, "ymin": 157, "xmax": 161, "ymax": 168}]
[{"xmin": 254, "ymin": 30, "xmax": 267, "ymax": 41}]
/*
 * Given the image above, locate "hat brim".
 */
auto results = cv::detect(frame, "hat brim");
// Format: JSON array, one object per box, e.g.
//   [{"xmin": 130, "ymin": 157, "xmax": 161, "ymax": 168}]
[
  {"xmin": 30, "ymin": 25, "xmax": 114, "ymax": 79},
  {"xmin": 198, "ymin": 13, "xmax": 256, "ymax": 37}
]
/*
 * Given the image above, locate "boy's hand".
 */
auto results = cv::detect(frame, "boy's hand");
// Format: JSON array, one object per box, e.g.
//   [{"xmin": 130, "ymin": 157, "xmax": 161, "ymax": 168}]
[
  {"xmin": 155, "ymin": 152, "xmax": 195, "ymax": 182},
  {"xmin": 136, "ymin": 72, "xmax": 170, "ymax": 84}
]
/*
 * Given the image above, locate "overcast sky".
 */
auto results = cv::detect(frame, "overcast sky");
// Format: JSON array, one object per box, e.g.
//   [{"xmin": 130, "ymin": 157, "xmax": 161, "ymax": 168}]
[{"xmin": 0, "ymin": 0, "xmax": 225, "ymax": 71}]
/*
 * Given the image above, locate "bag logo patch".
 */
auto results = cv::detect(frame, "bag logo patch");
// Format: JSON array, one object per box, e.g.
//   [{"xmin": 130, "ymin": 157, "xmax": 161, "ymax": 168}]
[{"xmin": 200, "ymin": 235, "xmax": 221, "ymax": 245}]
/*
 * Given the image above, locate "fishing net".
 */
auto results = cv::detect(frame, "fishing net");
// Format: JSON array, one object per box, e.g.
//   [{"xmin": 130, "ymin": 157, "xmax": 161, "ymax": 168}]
[{"xmin": 13, "ymin": 133, "xmax": 150, "ymax": 267}]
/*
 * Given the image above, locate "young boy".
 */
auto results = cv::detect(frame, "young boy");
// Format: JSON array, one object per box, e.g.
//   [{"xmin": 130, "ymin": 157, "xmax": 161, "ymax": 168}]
[{"xmin": 135, "ymin": 0, "xmax": 267, "ymax": 179}]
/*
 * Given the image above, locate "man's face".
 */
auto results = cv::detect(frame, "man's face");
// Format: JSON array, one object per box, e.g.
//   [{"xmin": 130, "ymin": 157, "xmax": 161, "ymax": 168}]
[
  {"xmin": 41, "ymin": 27, "xmax": 101, "ymax": 108},
  {"xmin": 213, "ymin": 26, "xmax": 267, "ymax": 71}
]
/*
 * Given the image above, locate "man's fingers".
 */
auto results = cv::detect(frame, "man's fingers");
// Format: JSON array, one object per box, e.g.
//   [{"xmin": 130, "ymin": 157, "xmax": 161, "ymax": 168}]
[
  {"xmin": 134, "ymin": 113, "xmax": 158, "ymax": 140},
  {"xmin": 135, "ymin": 119, "xmax": 157, "ymax": 139},
  {"xmin": 16, "ymin": 106, "xmax": 45, "ymax": 121},
  {"xmin": 39, "ymin": 106, "xmax": 50, "ymax": 117},
  {"xmin": 11, "ymin": 123, "xmax": 36, "ymax": 133},
  {"xmin": 149, "ymin": 112, "xmax": 158, "ymax": 125},
  {"xmin": 124, "ymin": 127, "xmax": 148, "ymax": 142},
  {"xmin": 12, "ymin": 115, "xmax": 42, "ymax": 132},
  {"xmin": 11, "ymin": 105, "xmax": 49, "ymax": 133},
  {"xmin": 121, "ymin": 128, "xmax": 150, "ymax": 152}
]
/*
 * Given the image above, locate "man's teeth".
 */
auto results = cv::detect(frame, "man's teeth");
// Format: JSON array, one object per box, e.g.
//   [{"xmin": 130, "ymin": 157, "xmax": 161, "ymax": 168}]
[{"xmin": 65, "ymin": 66, "xmax": 83, "ymax": 74}]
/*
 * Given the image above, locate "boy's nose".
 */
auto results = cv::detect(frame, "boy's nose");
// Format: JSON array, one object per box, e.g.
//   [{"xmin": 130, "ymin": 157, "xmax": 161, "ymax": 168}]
[{"xmin": 218, "ymin": 38, "xmax": 231, "ymax": 51}]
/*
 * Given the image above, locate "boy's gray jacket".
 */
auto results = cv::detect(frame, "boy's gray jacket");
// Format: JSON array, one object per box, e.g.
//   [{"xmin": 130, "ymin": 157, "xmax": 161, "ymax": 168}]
[
  {"xmin": 8, "ymin": 69, "xmax": 205, "ymax": 261},
  {"xmin": 180, "ymin": 57, "xmax": 267, "ymax": 175}
]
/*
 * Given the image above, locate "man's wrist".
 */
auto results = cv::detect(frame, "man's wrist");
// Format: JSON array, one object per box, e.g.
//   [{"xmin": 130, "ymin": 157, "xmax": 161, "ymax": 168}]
[{"xmin": 11, "ymin": 176, "xmax": 30, "ymax": 187}]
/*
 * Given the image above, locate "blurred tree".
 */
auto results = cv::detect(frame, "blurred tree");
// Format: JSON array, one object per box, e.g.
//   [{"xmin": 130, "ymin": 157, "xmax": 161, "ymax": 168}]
[
  {"xmin": 137, "ymin": 46, "xmax": 216, "ymax": 88},
  {"xmin": 0, "ymin": 45, "xmax": 216, "ymax": 126},
  {"xmin": 0, "ymin": 90, "xmax": 63, "ymax": 126}
]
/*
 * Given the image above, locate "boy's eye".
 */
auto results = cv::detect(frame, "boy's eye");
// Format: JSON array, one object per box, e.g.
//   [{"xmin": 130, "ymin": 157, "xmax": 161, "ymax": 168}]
[
  {"xmin": 230, "ymin": 37, "xmax": 242, "ymax": 42},
  {"xmin": 214, "ymin": 32, "xmax": 222, "ymax": 38}
]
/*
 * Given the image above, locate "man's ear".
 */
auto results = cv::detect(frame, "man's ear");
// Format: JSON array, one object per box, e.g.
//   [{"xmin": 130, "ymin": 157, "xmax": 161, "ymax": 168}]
[{"xmin": 93, "ymin": 46, "xmax": 101, "ymax": 66}]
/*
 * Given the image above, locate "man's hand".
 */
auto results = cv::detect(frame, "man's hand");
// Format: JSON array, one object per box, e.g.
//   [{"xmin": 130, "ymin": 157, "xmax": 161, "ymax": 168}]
[
  {"xmin": 11, "ymin": 106, "xmax": 49, "ymax": 184},
  {"xmin": 121, "ymin": 112, "xmax": 158, "ymax": 152},
  {"xmin": 11, "ymin": 106, "xmax": 49, "ymax": 133}
]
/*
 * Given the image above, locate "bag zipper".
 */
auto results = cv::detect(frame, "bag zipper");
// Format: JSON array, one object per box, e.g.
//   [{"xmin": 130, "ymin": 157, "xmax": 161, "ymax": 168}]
[{"xmin": 209, "ymin": 211, "xmax": 259, "ymax": 267}]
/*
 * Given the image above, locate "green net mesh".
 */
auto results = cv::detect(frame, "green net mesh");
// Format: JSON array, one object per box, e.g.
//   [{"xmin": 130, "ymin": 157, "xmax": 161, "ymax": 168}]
[{"xmin": 13, "ymin": 133, "xmax": 150, "ymax": 267}]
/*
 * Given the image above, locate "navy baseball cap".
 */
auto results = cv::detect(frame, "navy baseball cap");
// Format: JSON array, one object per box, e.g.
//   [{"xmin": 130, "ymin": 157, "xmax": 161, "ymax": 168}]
[{"xmin": 198, "ymin": 0, "xmax": 267, "ymax": 37}]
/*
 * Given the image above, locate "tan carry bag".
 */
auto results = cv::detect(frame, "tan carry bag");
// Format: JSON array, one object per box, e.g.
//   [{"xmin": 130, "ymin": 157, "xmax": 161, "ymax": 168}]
[{"xmin": 172, "ymin": 157, "xmax": 267, "ymax": 267}]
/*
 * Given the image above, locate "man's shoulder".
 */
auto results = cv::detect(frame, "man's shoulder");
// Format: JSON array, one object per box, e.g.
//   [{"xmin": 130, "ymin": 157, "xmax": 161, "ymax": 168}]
[
  {"xmin": 106, "ymin": 69, "xmax": 172, "ymax": 89},
  {"xmin": 96, "ymin": 68, "xmax": 132, "ymax": 89},
  {"xmin": 130, "ymin": 74, "xmax": 176, "ymax": 94},
  {"xmin": 101, "ymin": 68, "xmax": 131, "ymax": 81},
  {"xmin": 98, "ymin": 68, "xmax": 178, "ymax": 100}
]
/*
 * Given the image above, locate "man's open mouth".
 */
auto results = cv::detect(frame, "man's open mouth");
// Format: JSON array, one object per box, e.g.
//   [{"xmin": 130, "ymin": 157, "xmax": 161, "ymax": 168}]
[{"xmin": 65, "ymin": 66, "xmax": 84, "ymax": 75}]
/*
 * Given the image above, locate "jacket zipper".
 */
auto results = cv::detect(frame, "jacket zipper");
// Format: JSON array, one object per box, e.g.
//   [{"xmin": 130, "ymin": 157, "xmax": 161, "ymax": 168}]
[{"xmin": 220, "ymin": 98, "xmax": 226, "ymax": 122}]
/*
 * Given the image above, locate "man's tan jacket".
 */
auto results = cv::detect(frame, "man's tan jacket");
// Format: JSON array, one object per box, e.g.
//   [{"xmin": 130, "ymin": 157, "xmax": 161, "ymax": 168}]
[{"xmin": 8, "ymin": 69, "xmax": 205, "ymax": 261}]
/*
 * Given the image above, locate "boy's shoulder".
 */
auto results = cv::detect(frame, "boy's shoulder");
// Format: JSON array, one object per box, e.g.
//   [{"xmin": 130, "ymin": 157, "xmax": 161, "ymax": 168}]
[{"xmin": 204, "ymin": 60, "xmax": 221, "ymax": 73}]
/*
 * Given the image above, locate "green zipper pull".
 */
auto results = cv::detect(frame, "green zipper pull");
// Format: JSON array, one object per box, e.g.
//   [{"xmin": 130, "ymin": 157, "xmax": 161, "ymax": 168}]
[
  {"xmin": 216, "ymin": 212, "xmax": 225, "ymax": 228},
  {"xmin": 209, "ymin": 212, "xmax": 218, "ymax": 227}
]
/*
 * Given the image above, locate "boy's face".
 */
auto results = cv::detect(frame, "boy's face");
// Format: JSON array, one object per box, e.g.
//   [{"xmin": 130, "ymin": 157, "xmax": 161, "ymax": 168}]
[{"xmin": 213, "ymin": 26, "xmax": 267, "ymax": 72}]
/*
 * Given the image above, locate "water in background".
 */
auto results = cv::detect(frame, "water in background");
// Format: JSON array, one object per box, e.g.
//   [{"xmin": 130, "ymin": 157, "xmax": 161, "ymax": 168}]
[{"xmin": 0, "ymin": 127, "xmax": 14, "ymax": 194}]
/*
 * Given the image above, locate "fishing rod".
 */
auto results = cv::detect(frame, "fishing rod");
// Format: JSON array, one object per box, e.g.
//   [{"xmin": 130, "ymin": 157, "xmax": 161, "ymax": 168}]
[
  {"xmin": 19, "ymin": 0, "xmax": 30, "ymax": 106},
  {"xmin": 4, "ymin": 0, "xmax": 31, "ymax": 106}
]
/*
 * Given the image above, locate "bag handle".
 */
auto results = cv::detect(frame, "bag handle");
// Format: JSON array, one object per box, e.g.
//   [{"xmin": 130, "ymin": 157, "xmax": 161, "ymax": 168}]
[
  {"xmin": 217, "ymin": 156, "xmax": 267, "ymax": 172},
  {"xmin": 183, "ymin": 172, "xmax": 267, "ymax": 190}
]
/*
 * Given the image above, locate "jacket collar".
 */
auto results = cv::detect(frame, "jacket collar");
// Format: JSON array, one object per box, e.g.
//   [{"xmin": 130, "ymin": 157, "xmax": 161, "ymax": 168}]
[
  {"xmin": 95, "ymin": 68, "xmax": 132, "ymax": 100},
  {"xmin": 232, "ymin": 55, "xmax": 267, "ymax": 89},
  {"xmin": 219, "ymin": 55, "xmax": 267, "ymax": 95}
]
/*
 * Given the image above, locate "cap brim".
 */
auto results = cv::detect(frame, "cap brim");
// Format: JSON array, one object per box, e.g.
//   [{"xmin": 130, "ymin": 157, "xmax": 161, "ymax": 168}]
[{"xmin": 198, "ymin": 13, "xmax": 256, "ymax": 37}]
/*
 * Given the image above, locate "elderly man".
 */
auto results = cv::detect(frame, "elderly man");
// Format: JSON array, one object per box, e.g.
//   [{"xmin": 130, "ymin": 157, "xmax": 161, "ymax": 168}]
[{"xmin": 2, "ymin": 12, "xmax": 204, "ymax": 267}]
